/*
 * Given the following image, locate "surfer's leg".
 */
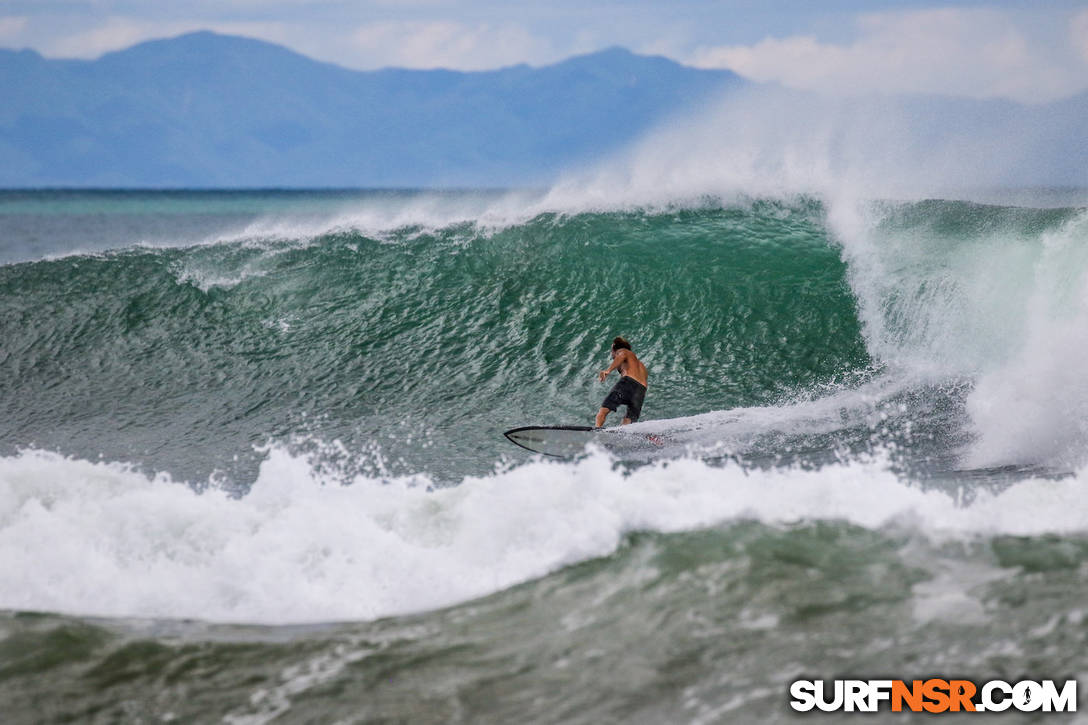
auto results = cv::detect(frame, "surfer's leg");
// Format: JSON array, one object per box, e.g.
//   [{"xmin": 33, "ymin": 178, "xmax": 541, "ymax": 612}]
[
  {"xmin": 625, "ymin": 385, "xmax": 645, "ymax": 424},
  {"xmin": 595, "ymin": 407, "xmax": 610, "ymax": 427},
  {"xmin": 599, "ymin": 383, "xmax": 624, "ymax": 427}
]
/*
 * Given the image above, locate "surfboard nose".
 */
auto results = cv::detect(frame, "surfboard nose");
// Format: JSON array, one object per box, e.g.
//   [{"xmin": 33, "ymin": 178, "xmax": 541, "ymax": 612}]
[{"xmin": 504, "ymin": 426, "xmax": 596, "ymax": 457}]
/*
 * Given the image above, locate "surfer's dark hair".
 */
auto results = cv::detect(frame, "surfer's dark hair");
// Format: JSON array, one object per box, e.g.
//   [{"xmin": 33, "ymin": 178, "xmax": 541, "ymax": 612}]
[{"xmin": 611, "ymin": 336, "xmax": 631, "ymax": 352}]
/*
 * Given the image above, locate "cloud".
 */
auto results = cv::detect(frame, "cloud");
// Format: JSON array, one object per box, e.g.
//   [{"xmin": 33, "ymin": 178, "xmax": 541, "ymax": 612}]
[
  {"xmin": 0, "ymin": 16, "xmax": 28, "ymax": 40},
  {"xmin": 690, "ymin": 8, "xmax": 1088, "ymax": 104},
  {"xmin": 350, "ymin": 20, "xmax": 556, "ymax": 70},
  {"xmin": 1073, "ymin": 9, "xmax": 1088, "ymax": 64}
]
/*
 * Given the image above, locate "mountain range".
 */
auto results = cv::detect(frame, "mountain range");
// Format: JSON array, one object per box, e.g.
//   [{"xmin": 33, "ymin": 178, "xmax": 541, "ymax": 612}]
[
  {"xmin": 0, "ymin": 31, "xmax": 1085, "ymax": 188},
  {"xmin": 0, "ymin": 32, "xmax": 744, "ymax": 187}
]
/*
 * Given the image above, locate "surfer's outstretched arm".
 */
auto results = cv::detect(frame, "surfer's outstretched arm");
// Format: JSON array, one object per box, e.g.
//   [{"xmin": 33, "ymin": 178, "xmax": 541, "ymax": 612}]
[{"xmin": 597, "ymin": 349, "xmax": 629, "ymax": 382}]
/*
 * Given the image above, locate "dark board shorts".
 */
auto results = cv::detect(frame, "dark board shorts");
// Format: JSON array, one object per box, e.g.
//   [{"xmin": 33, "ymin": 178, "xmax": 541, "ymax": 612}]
[{"xmin": 601, "ymin": 376, "xmax": 647, "ymax": 421}]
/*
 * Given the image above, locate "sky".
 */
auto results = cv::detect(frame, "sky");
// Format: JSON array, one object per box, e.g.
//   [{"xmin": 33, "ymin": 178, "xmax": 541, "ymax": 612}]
[{"xmin": 1, "ymin": 1, "xmax": 1087, "ymax": 103}]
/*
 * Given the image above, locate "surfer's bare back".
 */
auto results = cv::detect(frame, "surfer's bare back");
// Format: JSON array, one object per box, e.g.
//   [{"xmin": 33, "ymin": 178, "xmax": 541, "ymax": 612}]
[{"xmin": 596, "ymin": 336, "xmax": 648, "ymax": 427}]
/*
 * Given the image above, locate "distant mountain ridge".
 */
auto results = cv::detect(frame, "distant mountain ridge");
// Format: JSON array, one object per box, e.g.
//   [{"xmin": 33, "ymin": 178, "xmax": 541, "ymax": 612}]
[
  {"xmin": 0, "ymin": 32, "xmax": 746, "ymax": 187},
  {"xmin": 2, "ymin": 31, "xmax": 1086, "ymax": 189}
]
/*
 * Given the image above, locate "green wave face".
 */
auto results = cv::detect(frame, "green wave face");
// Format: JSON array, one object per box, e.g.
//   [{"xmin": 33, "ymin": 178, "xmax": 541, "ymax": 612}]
[{"xmin": 0, "ymin": 202, "xmax": 868, "ymax": 481}]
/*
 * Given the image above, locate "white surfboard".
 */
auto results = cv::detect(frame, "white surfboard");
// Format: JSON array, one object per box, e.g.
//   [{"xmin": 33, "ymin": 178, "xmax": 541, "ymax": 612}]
[{"xmin": 504, "ymin": 425, "xmax": 668, "ymax": 458}]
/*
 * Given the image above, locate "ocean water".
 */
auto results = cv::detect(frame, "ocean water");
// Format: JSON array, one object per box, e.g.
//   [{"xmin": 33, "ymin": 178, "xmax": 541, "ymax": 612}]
[{"xmin": 3, "ymin": 187, "xmax": 1088, "ymax": 723}]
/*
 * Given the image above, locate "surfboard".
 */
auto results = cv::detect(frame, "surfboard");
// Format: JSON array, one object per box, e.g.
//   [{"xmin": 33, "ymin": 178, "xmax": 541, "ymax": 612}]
[{"xmin": 503, "ymin": 425, "xmax": 667, "ymax": 458}]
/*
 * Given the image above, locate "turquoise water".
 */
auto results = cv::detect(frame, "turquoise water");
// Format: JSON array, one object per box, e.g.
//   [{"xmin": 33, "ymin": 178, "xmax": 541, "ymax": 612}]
[
  {"xmin": 2, "ymin": 189, "xmax": 1088, "ymax": 722},
  {"xmin": 0, "ymin": 194, "xmax": 873, "ymax": 482}
]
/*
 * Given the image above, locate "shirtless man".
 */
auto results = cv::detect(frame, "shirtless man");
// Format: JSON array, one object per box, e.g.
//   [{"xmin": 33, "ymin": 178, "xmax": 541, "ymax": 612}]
[{"xmin": 596, "ymin": 336, "xmax": 648, "ymax": 427}]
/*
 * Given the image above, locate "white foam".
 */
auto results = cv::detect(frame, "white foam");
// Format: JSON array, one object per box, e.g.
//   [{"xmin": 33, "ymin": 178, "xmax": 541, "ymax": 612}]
[
  {"xmin": 964, "ymin": 211, "xmax": 1088, "ymax": 467},
  {"xmin": 188, "ymin": 189, "xmax": 560, "ymax": 248},
  {"xmin": 830, "ymin": 201, "xmax": 1088, "ymax": 468},
  {"xmin": 823, "ymin": 193, "xmax": 1088, "ymax": 469},
  {"xmin": 2, "ymin": 447, "xmax": 1086, "ymax": 625}
]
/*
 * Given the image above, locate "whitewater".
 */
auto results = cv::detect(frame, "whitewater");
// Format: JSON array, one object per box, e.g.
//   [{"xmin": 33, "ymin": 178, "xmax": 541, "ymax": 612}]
[{"xmin": 5, "ymin": 445, "xmax": 1088, "ymax": 625}]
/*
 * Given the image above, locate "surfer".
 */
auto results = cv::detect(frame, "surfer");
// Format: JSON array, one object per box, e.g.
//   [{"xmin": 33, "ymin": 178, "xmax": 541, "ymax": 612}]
[{"xmin": 596, "ymin": 336, "xmax": 648, "ymax": 426}]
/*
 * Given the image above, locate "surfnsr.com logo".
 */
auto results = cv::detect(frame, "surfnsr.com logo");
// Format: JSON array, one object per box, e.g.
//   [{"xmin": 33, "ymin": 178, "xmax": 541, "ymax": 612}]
[{"xmin": 789, "ymin": 679, "xmax": 1077, "ymax": 713}]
